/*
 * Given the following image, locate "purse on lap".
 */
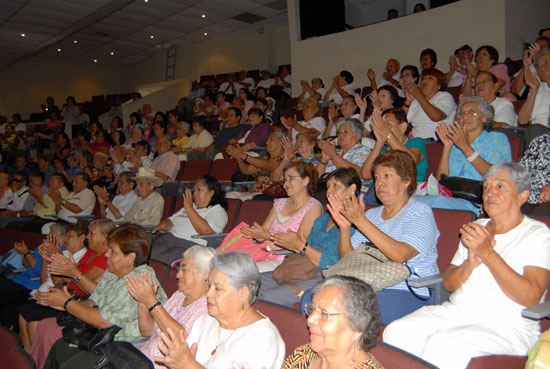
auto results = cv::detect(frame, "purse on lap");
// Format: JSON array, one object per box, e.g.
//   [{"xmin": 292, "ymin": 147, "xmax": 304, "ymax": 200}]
[
  {"xmin": 272, "ymin": 254, "xmax": 318, "ymax": 284},
  {"xmin": 322, "ymin": 242, "xmax": 410, "ymax": 291}
]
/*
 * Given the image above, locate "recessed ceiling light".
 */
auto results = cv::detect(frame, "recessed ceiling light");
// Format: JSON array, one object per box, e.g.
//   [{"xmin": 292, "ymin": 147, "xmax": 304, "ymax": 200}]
[
  {"xmin": 203, "ymin": 32, "xmax": 208, "ymax": 36},
  {"xmin": 150, "ymin": 35, "xmax": 155, "ymax": 39},
  {"xmin": 201, "ymin": 14, "xmax": 206, "ymax": 18},
  {"xmin": 110, "ymin": 51, "xmax": 115, "ymax": 56},
  {"xmin": 144, "ymin": 0, "xmax": 149, "ymax": 2},
  {"xmin": 73, "ymin": 40, "xmax": 78, "ymax": 44},
  {"xmin": 57, "ymin": 48, "xmax": 61, "ymax": 52},
  {"xmin": 20, "ymin": 33, "xmax": 26, "ymax": 37},
  {"xmin": 93, "ymin": 59, "xmax": 98, "ymax": 63}
]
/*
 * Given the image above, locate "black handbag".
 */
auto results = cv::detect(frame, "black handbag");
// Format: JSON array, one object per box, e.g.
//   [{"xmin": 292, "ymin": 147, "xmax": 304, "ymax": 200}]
[
  {"xmin": 439, "ymin": 174, "xmax": 483, "ymax": 204},
  {"xmin": 94, "ymin": 341, "xmax": 154, "ymax": 369}
]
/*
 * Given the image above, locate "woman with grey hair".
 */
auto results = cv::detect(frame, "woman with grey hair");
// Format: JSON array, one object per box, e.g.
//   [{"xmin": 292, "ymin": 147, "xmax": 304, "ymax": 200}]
[
  {"xmin": 385, "ymin": 162, "xmax": 550, "ymax": 369},
  {"xmin": 172, "ymin": 121, "xmax": 191, "ymax": 155},
  {"xmin": 436, "ymin": 95, "xmax": 511, "ymax": 181},
  {"xmin": 127, "ymin": 245, "xmax": 217, "ymax": 369},
  {"xmin": 317, "ymin": 118, "xmax": 371, "ymax": 176},
  {"xmin": 282, "ymin": 275, "xmax": 382, "ymax": 368},
  {"xmin": 155, "ymin": 252, "xmax": 286, "ymax": 369}
]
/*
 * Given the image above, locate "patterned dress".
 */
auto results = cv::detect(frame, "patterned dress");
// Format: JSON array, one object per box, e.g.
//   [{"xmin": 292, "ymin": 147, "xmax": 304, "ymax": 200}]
[
  {"xmin": 520, "ymin": 132, "xmax": 550, "ymax": 204},
  {"xmin": 282, "ymin": 344, "xmax": 383, "ymax": 369}
]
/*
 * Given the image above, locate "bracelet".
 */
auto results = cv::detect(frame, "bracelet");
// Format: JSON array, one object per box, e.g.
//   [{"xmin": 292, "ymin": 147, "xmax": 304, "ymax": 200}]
[
  {"xmin": 64, "ymin": 297, "xmax": 74, "ymax": 311},
  {"xmin": 103, "ymin": 200, "xmax": 109, "ymax": 207},
  {"xmin": 386, "ymin": 132, "xmax": 393, "ymax": 141},
  {"xmin": 75, "ymin": 273, "xmax": 83, "ymax": 282},
  {"xmin": 403, "ymin": 103, "xmax": 410, "ymax": 108},
  {"xmin": 299, "ymin": 243, "xmax": 309, "ymax": 256},
  {"xmin": 149, "ymin": 301, "xmax": 162, "ymax": 312},
  {"xmin": 320, "ymin": 160, "xmax": 329, "ymax": 165},
  {"xmin": 467, "ymin": 150, "xmax": 480, "ymax": 162},
  {"xmin": 23, "ymin": 251, "xmax": 32, "ymax": 258}
]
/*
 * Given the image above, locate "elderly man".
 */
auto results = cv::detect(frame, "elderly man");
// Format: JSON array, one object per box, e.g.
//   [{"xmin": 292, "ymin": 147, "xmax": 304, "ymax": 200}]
[
  {"xmin": 519, "ymin": 49, "xmax": 550, "ymax": 146},
  {"xmin": 94, "ymin": 171, "xmax": 138, "ymax": 221},
  {"xmin": 447, "ymin": 44, "xmax": 473, "ymax": 88},
  {"xmin": 49, "ymin": 173, "xmax": 95, "ymax": 225},
  {"xmin": 149, "ymin": 136, "xmax": 179, "ymax": 181},
  {"xmin": 0, "ymin": 172, "xmax": 34, "ymax": 228},
  {"xmin": 188, "ymin": 107, "xmax": 246, "ymax": 161},
  {"xmin": 0, "ymin": 172, "xmax": 33, "ymax": 221},
  {"xmin": 124, "ymin": 167, "xmax": 164, "ymax": 226},
  {"xmin": 7, "ymin": 173, "xmax": 69, "ymax": 232},
  {"xmin": 368, "ymin": 58, "xmax": 401, "ymax": 91},
  {"xmin": 113, "ymin": 141, "xmax": 152, "ymax": 175}
]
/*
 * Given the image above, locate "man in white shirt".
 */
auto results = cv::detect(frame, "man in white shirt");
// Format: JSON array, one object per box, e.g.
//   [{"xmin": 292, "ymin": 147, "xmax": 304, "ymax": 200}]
[
  {"xmin": 256, "ymin": 70, "xmax": 275, "ymax": 91},
  {"xmin": 0, "ymin": 171, "xmax": 33, "ymax": 227},
  {"xmin": 50, "ymin": 173, "xmax": 95, "ymax": 224},
  {"xmin": 446, "ymin": 45, "xmax": 473, "ymax": 88},
  {"xmin": 95, "ymin": 172, "xmax": 138, "ymax": 222},
  {"xmin": 323, "ymin": 70, "xmax": 355, "ymax": 105},
  {"xmin": 113, "ymin": 141, "xmax": 152, "ymax": 175},
  {"xmin": 234, "ymin": 70, "xmax": 255, "ymax": 91},
  {"xmin": 378, "ymin": 58, "xmax": 401, "ymax": 89}
]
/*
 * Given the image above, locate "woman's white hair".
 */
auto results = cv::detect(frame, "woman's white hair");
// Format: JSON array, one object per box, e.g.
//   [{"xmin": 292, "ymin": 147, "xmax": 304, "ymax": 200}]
[
  {"xmin": 484, "ymin": 162, "xmax": 531, "ymax": 193},
  {"xmin": 183, "ymin": 246, "xmax": 218, "ymax": 274}
]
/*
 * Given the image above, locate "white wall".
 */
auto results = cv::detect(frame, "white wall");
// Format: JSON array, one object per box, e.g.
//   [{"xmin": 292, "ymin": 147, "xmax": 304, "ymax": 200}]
[
  {"xmin": 505, "ymin": 0, "xmax": 550, "ymax": 60},
  {"xmin": 0, "ymin": 57, "xmax": 124, "ymax": 120},
  {"xmin": 287, "ymin": 0, "xmax": 508, "ymax": 95}
]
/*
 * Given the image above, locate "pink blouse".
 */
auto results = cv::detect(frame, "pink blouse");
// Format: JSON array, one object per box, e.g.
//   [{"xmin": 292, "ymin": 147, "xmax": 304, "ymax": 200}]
[{"xmin": 269, "ymin": 197, "xmax": 321, "ymax": 234}]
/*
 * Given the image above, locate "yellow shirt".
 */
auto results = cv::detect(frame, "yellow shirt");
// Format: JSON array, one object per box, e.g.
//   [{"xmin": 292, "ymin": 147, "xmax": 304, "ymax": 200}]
[
  {"xmin": 173, "ymin": 135, "xmax": 189, "ymax": 149},
  {"xmin": 34, "ymin": 186, "xmax": 70, "ymax": 219}
]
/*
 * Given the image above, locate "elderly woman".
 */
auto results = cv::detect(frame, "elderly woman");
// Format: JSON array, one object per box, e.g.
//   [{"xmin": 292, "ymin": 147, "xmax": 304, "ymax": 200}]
[
  {"xmin": 474, "ymin": 71, "xmax": 517, "ymax": 128},
  {"xmin": 436, "ymin": 96, "xmax": 512, "ymax": 181},
  {"xmin": 404, "ymin": 68, "xmax": 456, "ymax": 140},
  {"xmin": 323, "ymin": 95, "xmax": 360, "ymax": 138},
  {"xmin": 283, "ymin": 276, "xmax": 382, "ymax": 369},
  {"xmin": 462, "ymin": 45, "xmax": 511, "ymax": 94},
  {"xmin": 317, "ymin": 118, "xmax": 371, "ymax": 176},
  {"xmin": 384, "ymin": 162, "xmax": 550, "ymax": 369},
  {"xmin": 270, "ymin": 132, "xmax": 321, "ymax": 182},
  {"xmin": 328, "ymin": 150, "xmax": 439, "ymax": 324},
  {"xmin": 231, "ymin": 108, "xmax": 272, "ymax": 152},
  {"xmin": 41, "ymin": 223, "xmax": 168, "ymax": 369},
  {"xmin": 362, "ymin": 108, "xmax": 427, "ymax": 182},
  {"xmin": 151, "ymin": 175, "xmax": 227, "ymax": 264},
  {"xmin": 282, "ymin": 96, "xmax": 327, "ymax": 141},
  {"xmin": 359, "ymin": 85, "xmax": 400, "ymax": 134},
  {"xmin": 297, "ymin": 77, "xmax": 326, "ymax": 105},
  {"xmin": 124, "ymin": 167, "xmax": 165, "ymax": 226},
  {"xmin": 238, "ymin": 161, "xmax": 322, "ymax": 257},
  {"xmin": 172, "ymin": 122, "xmax": 190, "ymax": 154},
  {"xmin": 127, "ymin": 246, "xmax": 217, "ymax": 369},
  {"xmin": 183, "ymin": 118, "xmax": 214, "ymax": 154},
  {"xmin": 154, "ymin": 252, "xmax": 285, "ymax": 369},
  {"xmin": 259, "ymin": 168, "xmax": 360, "ymax": 306}
]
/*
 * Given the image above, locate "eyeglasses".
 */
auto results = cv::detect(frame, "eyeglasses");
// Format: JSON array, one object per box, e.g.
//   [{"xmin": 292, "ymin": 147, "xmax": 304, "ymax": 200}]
[
  {"xmin": 281, "ymin": 175, "xmax": 301, "ymax": 185},
  {"xmin": 457, "ymin": 110, "xmax": 481, "ymax": 120},
  {"xmin": 303, "ymin": 303, "xmax": 342, "ymax": 321},
  {"xmin": 12, "ymin": 178, "xmax": 24, "ymax": 183}
]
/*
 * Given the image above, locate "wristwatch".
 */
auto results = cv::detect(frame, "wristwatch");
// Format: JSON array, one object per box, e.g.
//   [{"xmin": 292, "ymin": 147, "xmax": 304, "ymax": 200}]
[{"xmin": 299, "ymin": 243, "xmax": 309, "ymax": 256}]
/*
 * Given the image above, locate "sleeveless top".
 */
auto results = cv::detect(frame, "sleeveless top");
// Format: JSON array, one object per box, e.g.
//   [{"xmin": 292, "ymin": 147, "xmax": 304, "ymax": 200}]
[{"xmin": 269, "ymin": 197, "xmax": 321, "ymax": 234}]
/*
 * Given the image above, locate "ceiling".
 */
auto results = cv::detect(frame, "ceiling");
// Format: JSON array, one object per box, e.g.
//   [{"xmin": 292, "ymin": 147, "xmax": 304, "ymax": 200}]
[{"xmin": 0, "ymin": 0, "xmax": 288, "ymax": 71}]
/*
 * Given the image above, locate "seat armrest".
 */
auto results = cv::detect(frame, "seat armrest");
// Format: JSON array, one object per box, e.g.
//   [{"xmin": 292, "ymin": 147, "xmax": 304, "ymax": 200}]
[
  {"xmin": 407, "ymin": 274, "xmax": 443, "ymax": 288},
  {"xmin": 272, "ymin": 249, "xmax": 294, "ymax": 256},
  {"xmin": 191, "ymin": 233, "xmax": 228, "ymax": 248},
  {"xmin": 522, "ymin": 302, "xmax": 550, "ymax": 320}
]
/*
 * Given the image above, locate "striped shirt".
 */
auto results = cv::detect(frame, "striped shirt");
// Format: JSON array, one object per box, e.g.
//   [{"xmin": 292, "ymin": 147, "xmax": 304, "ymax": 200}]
[{"xmin": 350, "ymin": 198, "xmax": 439, "ymax": 294}]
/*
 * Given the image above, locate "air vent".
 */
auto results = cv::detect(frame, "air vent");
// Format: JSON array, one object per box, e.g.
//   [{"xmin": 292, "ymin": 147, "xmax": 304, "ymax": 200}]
[
  {"xmin": 232, "ymin": 12, "xmax": 265, "ymax": 24},
  {"xmin": 265, "ymin": 0, "xmax": 286, "ymax": 11}
]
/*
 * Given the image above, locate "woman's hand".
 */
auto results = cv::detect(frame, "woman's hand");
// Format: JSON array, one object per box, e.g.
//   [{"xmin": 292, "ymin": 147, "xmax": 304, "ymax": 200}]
[
  {"xmin": 182, "ymin": 188, "xmax": 194, "ymax": 211},
  {"xmin": 446, "ymin": 121, "xmax": 469, "ymax": 151},
  {"xmin": 435, "ymin": 122, "xmax": 453, "ymax": 147},
  {"xmin": 226, "ymin": 145, "xmax": 246, "ymax": 160},
  {"xmin": 328, "ymin": 103, "xmax": 339, "ymax": 122},
  {"xmin": 240, "ymin": 222, "xmax": 269, "ymax": 241},
  {"xmin": 281, "ymin": 137, "xmax": 295, "ymax": 161},
  {"xmin": 369, "ymin": 90, "xmax": 380, "ymax": 110},
  {"xmin": 317, "ymin": 139, "xmax": 337, "ymax": 160},
  {"xmin": 271, "ymin": 230, "xmax": 307, "ymax": 252},
  {"xmin": 370, "ymin": 109, "xmax": 391, "ymax": 143},
  {"xmin": 354, "ymin": 93, "xmax": 367, "ymax": 110},
  {"xmin": 14, "ymin": 240, "xmax": 29, "ymax": 256},
  {"xmin": 539, "ymin": 184, "xmax": 550, "ymax": 203},
  {"xmin": 405, "ymin": 80, "xmax": 423, "ymax": 100},
  {"xmin": 126, "ymin": 272, "xmax": 158, "ymax": 307},
  {"xmin": 47, "ymin": 253, "xmax": 79, "ymax": 279},
  {"xmin": 460, "ymin": 222, "xmax": 495, "ymax": 262},
  {"xmin": 35, "ymin": 285, "xmax": 72, "ymax": 310},
  {"xmin": 152, "ymin": 219, "xmax": 174, "ymax": 234},
  {"xmin": 93, "ymin": 185, "xmax": 109, "ymax": 202},
  {"xmin": 465, "ymin": 63, "xmax": 478, "ymax": 79},
  {"xmin": 367, "ymin": 68, "xmax": 376, "ymax": 82},
  {"xmin": 155, "ymin": 328, "xmax": 196, "ymax": 369},
  {"xmin": 326, "ymin": 193, "xmax": 351, "ymax": 230},
  {"xmin": 341, "ymin": 193, "xmax": 366, "ymax": 225},
  {"xmin": 524, "ymin": 64, "xmax": 540, "ymax": 91}
]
